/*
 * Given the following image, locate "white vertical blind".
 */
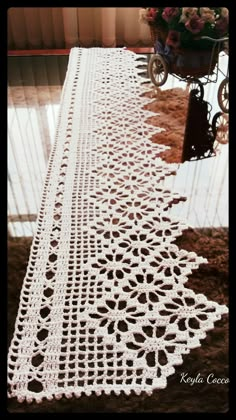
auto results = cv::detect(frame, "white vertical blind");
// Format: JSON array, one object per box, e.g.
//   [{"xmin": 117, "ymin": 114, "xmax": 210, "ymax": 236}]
[
  {"xmin": 8, "ymin": 7, "xmax": 152, "ymax": 49},
  {"xmin": 62, "ymin": 8, "xmax": 79, "ymax": 48},
  {"xmin": 8, "ymin": 13, "xmax": 14, "ymax": 49},
  {"xmin": 39, "ymin": 8, "xmax": 55, "ymax": 48},
  {"xmin": 77, "ymin": 7, "xmax": 95, "ymax": 47},
  {"xmin": 52, "ymin": 8, "xmax": 65, "ymax": 48},
  {"xmin": 123, "ymin": 8, "xmax": 140, "ymax": 45},
  {"xmin": 101, "ymin": 7, "xmax": 116, "ymax": 47},
  {"xmin": 9, "ymin": 8, "xmax": 28, "ymax": 49},
  {"xmin": 23, "ymin": 8, "xmax": 42, "ymax": 49}
]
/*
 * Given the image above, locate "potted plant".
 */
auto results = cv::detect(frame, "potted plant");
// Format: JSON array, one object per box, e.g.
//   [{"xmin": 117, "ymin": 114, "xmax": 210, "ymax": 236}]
[
  {"xmin": 139, "ymin": 7, "xmax": 228, "ymax": 50},
  {"xmin": 139, "ymin": 7, "xmax": 228, "ymax": 78}
]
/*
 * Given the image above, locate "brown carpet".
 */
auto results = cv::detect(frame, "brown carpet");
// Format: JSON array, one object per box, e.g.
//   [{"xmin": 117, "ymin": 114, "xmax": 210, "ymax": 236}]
[
  {"xmin": 7, "ymin": 227, "xmax": 229, "ymax": 413},
  {"xmin": 144, "ymin": 87, "xmax": 190, "ymax": 163}
]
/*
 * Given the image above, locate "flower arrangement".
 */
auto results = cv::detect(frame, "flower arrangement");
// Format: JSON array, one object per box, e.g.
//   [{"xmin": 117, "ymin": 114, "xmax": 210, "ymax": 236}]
[{"xmin": 139, "ymin": 7, "xmax": 229, "ymax": 50}]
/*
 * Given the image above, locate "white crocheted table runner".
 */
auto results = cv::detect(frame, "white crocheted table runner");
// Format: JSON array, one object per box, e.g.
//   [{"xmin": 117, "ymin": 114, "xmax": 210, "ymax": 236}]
[{"xmin": 8, "ymin": 48, "xmax": 228, "ymax": 404}]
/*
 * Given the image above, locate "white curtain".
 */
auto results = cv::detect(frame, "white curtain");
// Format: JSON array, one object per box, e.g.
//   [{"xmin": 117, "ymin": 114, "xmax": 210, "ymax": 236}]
[{"xmin": 8, "ymin": 7, "xmax": 152, "ymax": 49}]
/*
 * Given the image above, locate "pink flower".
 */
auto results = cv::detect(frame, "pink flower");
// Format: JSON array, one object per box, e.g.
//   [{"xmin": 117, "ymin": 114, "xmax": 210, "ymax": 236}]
[
  {"xmin": 185, "ymin": 15, "xmax": 205, "ymax": 34},
  {"xmin": 147, "ymin": 8, "xmax": 157, "ymax": 22},
  {"xmin": 179, "ymin": 7, "xmax": 198, "ymax": 23},
  {"xmin": 220, "ymin": 8, "xmax": 229, "ymax": 19},
  {"xmin": 162, "ymin": 7, "xmax": 179, "ymax": 23},
  {"xmin": 215, "ymin": 17, "xmax": 228, "ymax": 36},
  {"xmin": 166, "ymin": 30, "xmax": 181, "ymax": 48},
  {"xmin": 200, "ymin": 7, "xmax": 215, "ymax": 23}
]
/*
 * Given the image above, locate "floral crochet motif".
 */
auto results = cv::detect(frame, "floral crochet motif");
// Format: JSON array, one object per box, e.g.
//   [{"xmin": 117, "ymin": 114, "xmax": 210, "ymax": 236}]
[{"xmin": 7, "ymin": 48, "xmax": 228, "ymax": 404}]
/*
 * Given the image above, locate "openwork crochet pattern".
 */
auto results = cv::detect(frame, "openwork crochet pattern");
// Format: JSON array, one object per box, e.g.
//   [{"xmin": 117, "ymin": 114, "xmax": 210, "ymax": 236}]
[{"xmin": 8, "ymin": 48, "xmax": 228, "ymax": 404}]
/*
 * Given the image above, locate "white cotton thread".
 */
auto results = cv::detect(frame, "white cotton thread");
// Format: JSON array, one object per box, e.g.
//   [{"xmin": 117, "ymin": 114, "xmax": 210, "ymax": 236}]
[{"xmin": 7, "ymin": 48, "xmax": 228, "ymax": 404}]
